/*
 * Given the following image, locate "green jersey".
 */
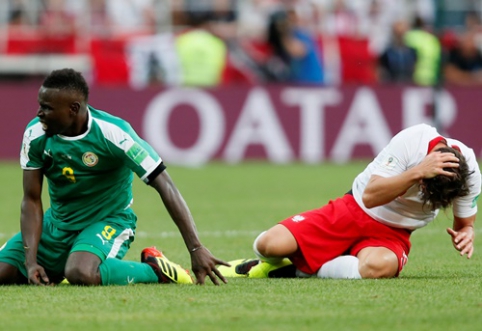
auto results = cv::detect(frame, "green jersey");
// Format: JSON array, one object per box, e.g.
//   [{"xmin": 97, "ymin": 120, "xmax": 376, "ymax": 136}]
[{"xmin": 20, "ymin": 106, "xmax": 163, "ymax": 231}]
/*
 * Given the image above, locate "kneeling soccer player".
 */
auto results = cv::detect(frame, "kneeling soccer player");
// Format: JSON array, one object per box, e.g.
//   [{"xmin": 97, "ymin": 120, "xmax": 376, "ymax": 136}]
[
  {"xmin": 0, "ymin": 68, "xmax": 228, "ymax": 286},
  {"xmin": 219, "ymin": 124, "xmax": 481, "ymax": 279}
]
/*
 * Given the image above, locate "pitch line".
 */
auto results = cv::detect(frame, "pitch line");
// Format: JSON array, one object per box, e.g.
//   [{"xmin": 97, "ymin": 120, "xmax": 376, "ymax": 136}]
[
  {"xmin": 1, "ymin": 228, "xmax": 481, "ymax": 239},
  {"xmin": 0, "ymin": 230, "xmax": 261, "ymax": 239},
  {"xmin": 135, "ymin": 230, "xmax": 261, "ymax": 238}
]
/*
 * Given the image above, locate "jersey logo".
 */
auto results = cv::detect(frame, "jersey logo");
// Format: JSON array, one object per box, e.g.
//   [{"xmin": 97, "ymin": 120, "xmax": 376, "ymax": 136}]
[
  {"xmin": 43, "ymin": 149, "xmax": 53, "ymax": 158},
  {"xmin": 126, "ymin": 142, "xmax": 148, "ymax": 164},
  {"xmin": 82, "ymin": 152, "xmax": 99, "ymax": 167},
  {"xmin": 291, "ymin": 215, "xmax": 305, "ymax": 222},
  {"xmin": 96, "ymin": 234, "xmax": 108, "ymax": 245},
  {"xmin": 472, "ymin": 195, "xmax": 479, "ymax": 208},
  {"xmin": 382, "ymin": 156, "xmax": 396, "ymax": 170}
]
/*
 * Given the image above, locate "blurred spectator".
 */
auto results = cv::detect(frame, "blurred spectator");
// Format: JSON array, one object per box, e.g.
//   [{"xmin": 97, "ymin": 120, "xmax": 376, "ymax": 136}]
[
  {"xmin": 464, "ymin": 11, "xmax": 482, "ymax": 54},
  {"xmin": 71, "ymin": 0, "xmax": 160, "ymax": 38},
  {"xmin": 39, "ymin": 0, "xmax": 76, "ymax": 38},
  {"xmin": 237, "ymin": 0, "xmax": 283, "ymax": 41},
  {"xmin": 414, "ymin": 0, "xmax": 435, "ymax": 26},
  {"xmin": 378, "ymin": 20, "xmax": 417, "ymax": 83},
  {"xmin": 105, "ymin": 0, "xmax": 156, "ymax": 36},
  {"xmin": 68, "ymin": 0, "xmax": 110, "ymax": 38},
  {"xmin": 6, "ymin": 1, "xmax": 31, "ymax": 27},
  {"xmin": 322, "ymin": 0, "xmax": 358, "ymax": 37},
  {"xmin": 404, "ymin": 16, "xmax": 441, "ymax": 86},
  {"xmin": 175, "ymin": 11, "xmax": 227, "ymax": 86},
  {"xmin": 265, "ymin": 8, "xmax": 324, "ymax": 84},
  {"xmin": 444, "ymin": 31, "xmax": 482, "ymax": 86},
  {"xmin": 209, "ymin": 0, "xmax": 238, "ymax": 42},
  {"xmin": 127, "ymin": 33, "xmax": 181, "ymax": 88},
  {"xmin": 358, "ymin": 0, "xmax": 403, "ymax": 56},
  {"xmin": 3, "ymin": 0, "xmax": 40, "ymax": 28},
  {"xmin": 214, "ymin": 8, "xmax": 265, "ymax": 85}
]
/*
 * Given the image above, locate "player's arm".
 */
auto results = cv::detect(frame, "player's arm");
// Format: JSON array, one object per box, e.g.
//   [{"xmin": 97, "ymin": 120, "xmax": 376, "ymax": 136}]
[
  {"xmin": 149, "ymin": 170, "xmax": 229, "ymax": 285},
  {"xmin": 446, "ymin": 215, "xmax": 476, "ymax": 259},
  {"xmin": 21, "ymin": 169, "xmax": 49, "ymax": 285},
  {"xmin": 363, "ymin": 150, "xmax": 460, "ymax": 208}
]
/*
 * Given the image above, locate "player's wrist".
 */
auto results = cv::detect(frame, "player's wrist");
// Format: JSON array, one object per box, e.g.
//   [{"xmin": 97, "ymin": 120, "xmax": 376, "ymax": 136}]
[{"xmin": 189, "ymin": 245, "xmax": 203, "ymax": 253}]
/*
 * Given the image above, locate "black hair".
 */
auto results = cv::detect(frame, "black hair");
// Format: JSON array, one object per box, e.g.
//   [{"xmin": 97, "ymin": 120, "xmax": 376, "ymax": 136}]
[
  {"xmin": 42, "ymin": 68, "xmax": 89, "ymax": 101},
  {"xmin": 413, "ymin": 16, "xmax": 425, "ymax": 29},
  {"xmin": 267, "ymin": 10, "xmax": 291, "ymax": 64},
  {"xmin": 420, "ymin": 147, "xmax": 473, "ymax": 210}
]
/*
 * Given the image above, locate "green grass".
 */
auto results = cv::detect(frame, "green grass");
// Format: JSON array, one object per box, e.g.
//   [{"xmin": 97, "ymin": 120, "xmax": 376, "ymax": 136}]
[{"xmin": 1, "ymin": 161, "xmax": 481, "ymax": 331}]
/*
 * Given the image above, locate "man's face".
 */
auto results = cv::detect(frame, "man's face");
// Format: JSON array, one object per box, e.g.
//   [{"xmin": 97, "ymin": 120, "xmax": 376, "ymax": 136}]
[{"xmin": 37, "ymin": 86, "xmax": 76, "ymax": 137}]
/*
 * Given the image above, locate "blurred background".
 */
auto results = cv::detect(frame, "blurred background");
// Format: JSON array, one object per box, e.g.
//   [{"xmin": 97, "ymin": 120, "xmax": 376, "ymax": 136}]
[{"xmin": 1, "ymin": 0, "xmax": 482, "ymax": 165}]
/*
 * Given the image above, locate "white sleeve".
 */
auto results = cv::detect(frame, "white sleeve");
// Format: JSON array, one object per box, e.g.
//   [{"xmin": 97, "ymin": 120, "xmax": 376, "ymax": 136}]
[
  {"xmin": 371, "ymin": 128, "xmax": 419, "ymax": 178},
  {"xmin": 452, "ymin": 147, "xmax": 481, "ymax": 218}
]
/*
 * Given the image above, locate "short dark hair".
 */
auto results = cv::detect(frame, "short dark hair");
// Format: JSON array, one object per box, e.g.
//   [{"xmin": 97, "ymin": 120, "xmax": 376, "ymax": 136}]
[
  {"xmin": 42, "ymin": 68, "xmax": 89, "ymax": 101},
  {"xmin": 420, "ymin": 147, "xmax": 472, "ymax": 210}
]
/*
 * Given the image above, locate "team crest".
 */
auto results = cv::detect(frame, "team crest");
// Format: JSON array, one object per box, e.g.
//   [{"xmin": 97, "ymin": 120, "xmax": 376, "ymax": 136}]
[
  {"xmin": 382, "ymin": 156, "xmax": 397, "ymax": 170},
  {"xmin": 82, "ymin": 152, "xmax": 99, "ymax": 167}
]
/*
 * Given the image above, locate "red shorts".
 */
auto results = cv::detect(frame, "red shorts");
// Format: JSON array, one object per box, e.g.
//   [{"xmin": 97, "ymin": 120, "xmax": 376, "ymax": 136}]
[{"xmin": 280, "ymin": 194, "xmax": 411, "ymax": 276}]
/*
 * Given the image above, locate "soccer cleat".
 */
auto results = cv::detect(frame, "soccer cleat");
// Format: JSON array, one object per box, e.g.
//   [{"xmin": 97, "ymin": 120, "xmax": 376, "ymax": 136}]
[
  {"xmin": 247, "ymin": 258, "xmax": 296, "ymax": 278},
  {"xmin": 217, "ymin": 258, "xmax": 261, "ymax": 278},
  {"xmin": 141, "ymin": 246, "xmax": 193, "ymax": 284}
]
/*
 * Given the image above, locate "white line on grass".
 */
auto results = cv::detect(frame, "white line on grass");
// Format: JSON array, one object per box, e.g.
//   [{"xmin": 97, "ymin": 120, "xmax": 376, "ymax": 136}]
[
  {"xmin": 135, "ymin": 230, "xmax": 261, "ymax": 239},
  {"xmin": 0, "ymin": 230, "xmax": 261, "ymax": 240},
  {"xmin": 1, "ymin": 228, "xmax": 481, "ymax": 240}
]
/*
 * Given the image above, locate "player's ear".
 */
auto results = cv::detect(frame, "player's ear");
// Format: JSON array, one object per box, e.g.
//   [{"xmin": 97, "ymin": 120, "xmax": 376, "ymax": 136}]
[{"xmin": 70, "ymin": 101, "xmax": 81, "ymax": 115}]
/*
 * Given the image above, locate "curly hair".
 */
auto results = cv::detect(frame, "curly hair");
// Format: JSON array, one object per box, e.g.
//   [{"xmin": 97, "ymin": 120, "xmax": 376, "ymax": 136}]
[
  {"xmin": 420, "ymin": 147, "xmax": 472, "ymax": 210},
  {"xmin": 42, "ymin": 68, "xmax": 89, "ymax": 101}
]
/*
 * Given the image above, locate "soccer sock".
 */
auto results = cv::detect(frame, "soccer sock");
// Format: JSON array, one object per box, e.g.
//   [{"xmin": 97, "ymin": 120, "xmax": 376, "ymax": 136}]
[
  {"xmin": 99, "ymin": 258, "xmax": 159, "ymax": 285},
  {"xmin": 295, "ymin": 269, "xmax": 312, "ymax": 278},
  {"xmin": 253, "ymin": 231, "xmax": 284, "ymax": 265},
  {"xmin": 317, "ymin": 255, "xmax": 362, "ymax": 279}
]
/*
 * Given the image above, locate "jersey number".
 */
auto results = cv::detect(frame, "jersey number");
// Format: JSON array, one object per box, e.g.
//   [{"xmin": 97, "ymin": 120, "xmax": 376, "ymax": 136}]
[
  {"xmin": 102, "ymin": 226, "xmax": 117, "ymax": 240},
  {"xmin": 62, "ymin": 167, "xmax": 76, "ymax": 183}
]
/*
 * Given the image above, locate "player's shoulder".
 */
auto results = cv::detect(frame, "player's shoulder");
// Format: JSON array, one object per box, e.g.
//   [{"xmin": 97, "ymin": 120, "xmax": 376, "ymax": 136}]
[
  {"xmin": 447, "ymin": 137, "xmax": 478, "ymax": 166},
  {"xmin": 400, "ymin": 123, "xmax": 436, "ymax": 136},
  {"xmin": 89, "ymin": 105, "xmax": 133, "ymax": 132},
  {"xmin": 390, "ymin": 123, "xmax": 436, "ymax": 145},
  {"xmin": 23, "ymin": 117, "xmax": 46, "ymax": 141}
]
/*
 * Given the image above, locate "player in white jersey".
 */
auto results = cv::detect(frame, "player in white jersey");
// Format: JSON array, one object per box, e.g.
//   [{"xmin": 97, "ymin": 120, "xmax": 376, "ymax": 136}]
[
  {"xmin": 0, "ymin": 68, "xmax": 228, "ymax": 286},
  {"xmin": 219, "ymin": 124, "xmax": 481, "ymax": 279}
]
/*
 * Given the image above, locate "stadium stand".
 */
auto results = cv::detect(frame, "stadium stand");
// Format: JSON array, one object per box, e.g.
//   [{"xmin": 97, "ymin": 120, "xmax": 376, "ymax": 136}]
[{"xmin": 0, "ymin": 0, "xmax": 480, "ymax": 87}]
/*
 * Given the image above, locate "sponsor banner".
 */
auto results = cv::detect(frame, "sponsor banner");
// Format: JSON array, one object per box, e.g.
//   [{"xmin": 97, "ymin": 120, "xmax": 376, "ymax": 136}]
[{"xmin": 1, "ymin": 83, "xmax": 480, "ymax": 164}]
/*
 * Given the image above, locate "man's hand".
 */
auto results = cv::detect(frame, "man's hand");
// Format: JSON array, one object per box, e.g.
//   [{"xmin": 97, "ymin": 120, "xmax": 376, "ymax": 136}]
[
  {"xmin": 190, "ymin": 247, "xmax": 230, "ymax": 285},
  {"xmin": 419, "ymin": 150, "xmax": 460, "ymax": 179},
  {"xmin": 26, "ymin": 263, "xmax": 50, "ymax": 285},
  {"xmin": 447, "ymin": 227, "xmax": 474, "ymax": 258}
]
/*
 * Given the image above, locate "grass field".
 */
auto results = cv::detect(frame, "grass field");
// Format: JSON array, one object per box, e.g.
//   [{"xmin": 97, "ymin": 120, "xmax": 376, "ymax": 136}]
[{"xmin": 0, "ymin": 161, "xmax": 481, "ymax": 331}]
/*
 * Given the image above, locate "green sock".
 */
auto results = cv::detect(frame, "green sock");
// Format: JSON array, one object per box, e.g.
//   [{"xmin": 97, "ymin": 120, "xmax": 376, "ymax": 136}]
[{"xmin": 99, "ymin": 258, "xmax": 158, "ymax": 285}]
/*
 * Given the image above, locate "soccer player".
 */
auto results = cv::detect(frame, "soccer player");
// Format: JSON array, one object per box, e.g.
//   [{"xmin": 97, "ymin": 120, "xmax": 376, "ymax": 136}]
[
  {"xmin": 219, "ymin": 124, "xmax": 481, "ymax": 279},
  {"xmin": 0, "ymin": 68, "xmax": 228, "ymax": 286}
]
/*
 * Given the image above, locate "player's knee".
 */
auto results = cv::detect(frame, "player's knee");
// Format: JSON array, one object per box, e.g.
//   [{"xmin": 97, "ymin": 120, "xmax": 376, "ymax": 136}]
[
  {"xmin": 64, "ymin": 265, "xmax": 101, "ymax": 285},
  {"xmin": 359, "ymin": 254, "xmax": 398, "ymax": 279},
  {"xmin": 255, "ymin": 227, "xmax": 297, "ymax": 257},
  {"xmin": 254, "ymin": 232, "xmax": 270, "ymax": 256},
  {"xmin": 0, "ymin": 262, "xmax": 27, "ymax": 285}
]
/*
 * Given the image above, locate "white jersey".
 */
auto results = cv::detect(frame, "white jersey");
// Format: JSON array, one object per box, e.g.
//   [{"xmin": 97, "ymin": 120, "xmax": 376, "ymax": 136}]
[{"xmin": 352, "ymin": 124, "xmax": 481, "ymax": 230}]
